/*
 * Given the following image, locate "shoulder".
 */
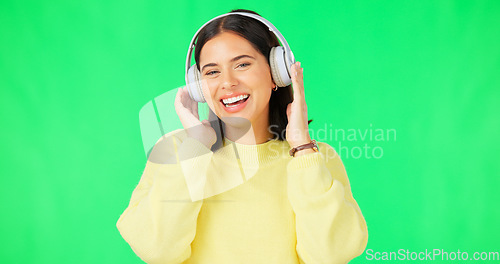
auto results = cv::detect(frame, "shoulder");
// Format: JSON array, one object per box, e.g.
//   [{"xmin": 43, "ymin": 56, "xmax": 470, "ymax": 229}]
[
  {"xmin": 316, "ymin": 141, "xmax": 346, "ymax": 169},
  {"xmin": 154, "ymin": 128, "xmax": 186, "ymax": 145},
  {"xmin": 148, "ymin": 129, "xmax": 186, "ymax": 164},
  {"xmin": 316, "ymin": 141, "xmax": 339, "ymax": 158}
]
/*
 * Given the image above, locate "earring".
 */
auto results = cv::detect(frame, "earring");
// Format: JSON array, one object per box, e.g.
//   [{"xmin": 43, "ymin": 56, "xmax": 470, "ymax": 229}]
[{"xmin": 272, "ymin": 85, "xmax": 278, "ymax": 91}]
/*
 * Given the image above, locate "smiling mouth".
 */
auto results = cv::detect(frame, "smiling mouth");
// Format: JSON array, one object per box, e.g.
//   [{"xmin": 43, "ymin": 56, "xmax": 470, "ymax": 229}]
[{"xmin": 220, "ymin": 94, "xmax": 250, "ymax": 108}]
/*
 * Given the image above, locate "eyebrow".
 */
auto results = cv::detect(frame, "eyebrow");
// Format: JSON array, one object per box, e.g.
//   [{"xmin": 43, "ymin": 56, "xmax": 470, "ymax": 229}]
[{"xmin": 201, "ymin": 55, "xmax": 256, "ymax": 72}]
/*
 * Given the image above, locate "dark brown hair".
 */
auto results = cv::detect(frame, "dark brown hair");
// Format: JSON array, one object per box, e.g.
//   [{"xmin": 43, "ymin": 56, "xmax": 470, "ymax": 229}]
[{"xmin": 194, "ymin": 9, "xmax": 312, "ymax": 150}]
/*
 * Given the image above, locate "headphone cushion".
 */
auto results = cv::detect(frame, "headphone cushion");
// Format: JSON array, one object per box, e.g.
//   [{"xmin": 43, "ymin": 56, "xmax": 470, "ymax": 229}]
[
  {"xmin": 270, "ymin": 46, "xmax": 292, "ymax": 87},
  {"xmin": 187, "ymin": 65, "xmax": 206, "ymax": 103}
]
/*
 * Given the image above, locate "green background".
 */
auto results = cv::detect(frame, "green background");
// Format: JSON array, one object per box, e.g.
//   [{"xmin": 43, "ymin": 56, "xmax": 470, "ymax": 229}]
[{"xmin": 1, "ymin": 0, "xmax": 499, "ymax": 263}]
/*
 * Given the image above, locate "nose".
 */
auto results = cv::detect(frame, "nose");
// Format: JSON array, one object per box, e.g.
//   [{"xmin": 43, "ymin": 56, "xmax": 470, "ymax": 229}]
[{"xmin": 220, "ymin": 69, "xmax": 238, "ymax": 90}]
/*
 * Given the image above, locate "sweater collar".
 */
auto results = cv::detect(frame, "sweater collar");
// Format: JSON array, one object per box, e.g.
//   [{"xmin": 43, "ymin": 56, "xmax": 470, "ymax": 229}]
[{"xmin": 216, "ymin": 137, "xmax": 290, "ymax": 168}]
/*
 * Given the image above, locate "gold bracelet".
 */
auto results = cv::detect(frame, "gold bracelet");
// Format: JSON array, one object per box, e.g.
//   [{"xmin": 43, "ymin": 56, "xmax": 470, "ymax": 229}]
[{"xmin": 289, "ymin": 139, "xmax": 319, "ymax": 157}]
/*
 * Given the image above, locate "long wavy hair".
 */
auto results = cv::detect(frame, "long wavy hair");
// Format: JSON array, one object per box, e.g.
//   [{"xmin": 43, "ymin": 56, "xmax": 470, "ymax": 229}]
[{"xmin": 194, "ymin": 9, "xmax": 312, "ymax": 151}]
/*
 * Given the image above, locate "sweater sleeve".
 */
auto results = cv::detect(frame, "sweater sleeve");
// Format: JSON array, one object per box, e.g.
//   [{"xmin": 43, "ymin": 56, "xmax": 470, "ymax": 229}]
[
  {"xmin": 287, "ymin": 142, "xmax": 368, "ymax": 264},
  {"xmin": 116, "ymin": 132, "xmax": 212, "ymax": 264}
]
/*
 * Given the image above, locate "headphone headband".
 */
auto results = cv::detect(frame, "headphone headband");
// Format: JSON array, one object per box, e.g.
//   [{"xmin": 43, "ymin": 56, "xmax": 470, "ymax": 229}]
[{"xmin": 185, "ymin": 12, "xmax": 295, "ymax": 89}]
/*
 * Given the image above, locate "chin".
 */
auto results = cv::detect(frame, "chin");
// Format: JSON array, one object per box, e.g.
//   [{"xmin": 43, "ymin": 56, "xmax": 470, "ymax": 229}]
[{"xmin": 220, "ymin": 115, "xmax": 252, "ymax": 128}]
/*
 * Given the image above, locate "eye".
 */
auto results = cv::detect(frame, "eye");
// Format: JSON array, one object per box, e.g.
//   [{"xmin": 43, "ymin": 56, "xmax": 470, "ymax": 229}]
[
  {"xmin": 205, "ymin": 70, "xmax": 219, "ymax": 76},
  {"xmin": 237, "ymin": 62, "xmax": 251, "ymax": 68}
]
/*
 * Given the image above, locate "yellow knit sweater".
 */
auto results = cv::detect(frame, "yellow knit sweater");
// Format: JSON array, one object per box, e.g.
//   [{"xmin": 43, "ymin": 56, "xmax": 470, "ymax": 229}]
[{"xmin": 116, "ymin": 129, "xmax": 368, "ymax": 264}]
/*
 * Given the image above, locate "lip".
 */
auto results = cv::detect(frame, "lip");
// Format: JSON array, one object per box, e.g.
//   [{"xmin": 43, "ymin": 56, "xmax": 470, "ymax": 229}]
[
  {"xmin": 219, "ymin": 92, "xmax": 250, "ymax": 101},
  {"xmin": 220, "ymin": 94, "xmax": 250, "ymax": 113}
]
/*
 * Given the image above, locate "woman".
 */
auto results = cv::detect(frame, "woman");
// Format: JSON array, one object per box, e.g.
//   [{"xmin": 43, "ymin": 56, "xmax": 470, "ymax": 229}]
[{"xmin": 117, "ymin": 9, "xmax": 368, "ymax": 264}]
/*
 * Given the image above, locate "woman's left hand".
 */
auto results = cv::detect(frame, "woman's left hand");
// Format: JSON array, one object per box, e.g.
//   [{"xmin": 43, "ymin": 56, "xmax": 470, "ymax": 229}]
[{"xmin": 285, "ymin": 61, "xmax": 312, "ymax": 149}]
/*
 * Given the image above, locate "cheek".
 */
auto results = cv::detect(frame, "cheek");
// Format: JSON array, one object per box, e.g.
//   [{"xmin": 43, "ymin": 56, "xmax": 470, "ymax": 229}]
[
  {"xmin": 245, "ymin": 68, "xmax": 273, "ymax": 104},
  {"xmin": 256, "ymin": 66, "xmax": 274, "ymax": 86},
  {"xmin": 199, "ymin": 78, "xmax": 216, "ymax": 98},
  {"xmin": 254, "ymin": 84, "xmax": 273, "ymax": 109},
  {"xmin": 243, "ymin": 67, "xmax": 274, "ymax": 87},
  {"xmin": 200, "ymin": 78, "xmax": 219, "ymax": 113}
]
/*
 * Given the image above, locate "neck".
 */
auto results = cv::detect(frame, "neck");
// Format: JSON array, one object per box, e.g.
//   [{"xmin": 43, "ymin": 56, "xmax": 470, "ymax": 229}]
[{"xmin": 222, "ymin": 119, "xmax": 273, "ymax": 145}]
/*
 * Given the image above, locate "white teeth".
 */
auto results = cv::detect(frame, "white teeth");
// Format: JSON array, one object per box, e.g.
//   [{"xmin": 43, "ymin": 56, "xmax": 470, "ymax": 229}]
[{"xmin": 222, "ymin": 94, "xmax": 249, "ymax": 105}]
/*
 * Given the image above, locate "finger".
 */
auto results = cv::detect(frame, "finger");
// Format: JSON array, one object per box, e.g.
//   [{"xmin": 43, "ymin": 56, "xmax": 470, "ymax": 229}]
[
  {"xmin": 192, "ymin": 100, "xmax": 199, "ymax": 120},
  {"xmin": 290, "ymin": 63, "xmax": 298, "ymax": 98},
  {"xmin": 292, "ymin": 61, "xmax": 302, "ymax": 86},
  {"xmin": 181, "ymin": 85, "xmax": 198, "ymax": 119},
  {"xmin": 182, "ymin": 87, "xmax": 192, "ymax": 109},
  {"xmin": 295, "ymin": 62, "xmax": 304, "ymax": 95},
  {"xmin": 181, "ymin": 86, "xmax": 199, "ymax": 120},
  {"xmin": 175, "ymin": 87, "xmax": 195, "ymax": 118},
  {"xmin": 297, "ymin": 62, "xmax": 304, "ymax": 87},
  {"xmin": 179, "ymin": 86, "xmax": 187, "ymax": 106},
  {"xmin": 174, "ymin": 87, "xmax": 183, "ymax": 110},
  {"xmin": 291, "ymin": 62, "xmax": 304, "ymax": 101}
]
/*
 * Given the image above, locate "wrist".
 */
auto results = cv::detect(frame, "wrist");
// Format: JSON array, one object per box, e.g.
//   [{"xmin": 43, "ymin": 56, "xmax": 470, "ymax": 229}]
[
  {"xmin": 288, "ymin": 136, "xmax": 312, "ymax": 149},
  {"xmin": 289, "ymin": 139, "xmax": 319, "ymax": 157},
  {"xmin": 293, "ymin": 148, "xmax": 317, "ymax": 157}
]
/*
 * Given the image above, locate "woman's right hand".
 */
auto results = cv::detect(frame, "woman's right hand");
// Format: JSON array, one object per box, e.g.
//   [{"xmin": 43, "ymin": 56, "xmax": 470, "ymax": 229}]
[{"xmin": 174, "ymin": 86, "xmax": 217, "ymax": 149}]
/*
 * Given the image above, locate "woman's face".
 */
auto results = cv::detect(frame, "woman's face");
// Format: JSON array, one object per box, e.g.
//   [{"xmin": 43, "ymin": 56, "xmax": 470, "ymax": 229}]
[{"xmin": 199, "ymin": 31, "xmax": 275, "ymax": 128}]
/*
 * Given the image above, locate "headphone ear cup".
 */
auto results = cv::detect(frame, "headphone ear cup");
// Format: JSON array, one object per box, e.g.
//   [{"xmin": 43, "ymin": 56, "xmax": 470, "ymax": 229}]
[
  {"xmin": 269, "ymin": 46, "xmax": 292, "ymax": 87},
  {"xmin": 187, "ymin": 64, "xmax": 206, "ymax": 103}
]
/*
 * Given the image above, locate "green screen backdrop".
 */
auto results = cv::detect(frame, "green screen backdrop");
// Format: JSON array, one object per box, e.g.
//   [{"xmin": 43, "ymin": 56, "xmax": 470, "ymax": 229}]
[{"xmin": 1, "ymin": 0, "xmax": 499, "ymax": 263}]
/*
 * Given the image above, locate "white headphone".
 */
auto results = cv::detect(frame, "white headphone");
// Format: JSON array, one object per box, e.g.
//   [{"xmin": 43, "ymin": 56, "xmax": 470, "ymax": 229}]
[{"xmin": 185, "ymin": 12, "xmax": 295, "ymax": 103}]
